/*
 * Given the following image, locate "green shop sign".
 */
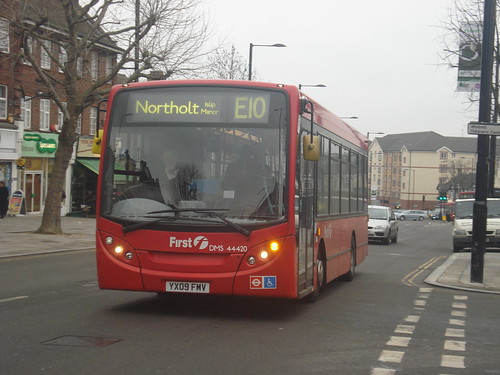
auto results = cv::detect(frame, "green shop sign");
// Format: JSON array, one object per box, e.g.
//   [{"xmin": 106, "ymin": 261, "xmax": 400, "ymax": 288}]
[
  {"xmin": 22, "ymin": 133, "xmax": 59, "ymax": 156},
  {"xmin": 23, "ymin": 133, "xmax": 41, "ymax": 141},
  {"xmin": 37, "ymin": 138, "xmax": 57, "ymax": 153}
]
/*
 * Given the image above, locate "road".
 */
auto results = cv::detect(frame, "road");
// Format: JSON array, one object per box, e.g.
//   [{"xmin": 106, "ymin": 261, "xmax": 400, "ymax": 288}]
[{"xmin": 1, "ymin": 220, "xmax": 499, "ymax": 374}]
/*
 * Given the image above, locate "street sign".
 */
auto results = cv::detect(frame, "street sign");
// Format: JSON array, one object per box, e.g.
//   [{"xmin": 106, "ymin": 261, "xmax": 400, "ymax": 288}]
[{"xmin": 467, "ymin": 122, "xmax": 500, "ymax": 136}]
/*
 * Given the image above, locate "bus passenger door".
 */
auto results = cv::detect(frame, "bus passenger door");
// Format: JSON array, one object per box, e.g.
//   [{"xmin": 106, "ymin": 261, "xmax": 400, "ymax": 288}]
[{"xmin": 297, "ymin": 135, "xmax": 316, "ymax": 298}]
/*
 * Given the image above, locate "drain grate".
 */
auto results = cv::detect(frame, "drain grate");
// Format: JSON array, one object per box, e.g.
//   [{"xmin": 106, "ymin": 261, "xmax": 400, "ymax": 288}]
[{"xmin": 42, "ymin": 335, "xmax": 122, "ymax": 347}]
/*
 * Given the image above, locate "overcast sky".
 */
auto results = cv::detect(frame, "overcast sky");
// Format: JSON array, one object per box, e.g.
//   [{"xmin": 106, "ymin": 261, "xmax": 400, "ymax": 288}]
[{"xmin": 208, "ymin": 0, "xmax": 479, "ymax": 138}]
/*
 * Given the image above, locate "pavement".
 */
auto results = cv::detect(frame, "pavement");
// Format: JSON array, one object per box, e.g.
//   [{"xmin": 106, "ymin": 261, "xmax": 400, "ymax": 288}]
[{"xmin": 0, "ymin": 214, "xmax": 499, "ymax": 295}]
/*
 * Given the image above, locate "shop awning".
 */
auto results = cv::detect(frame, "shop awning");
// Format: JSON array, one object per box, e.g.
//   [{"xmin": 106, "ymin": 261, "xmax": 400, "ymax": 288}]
[{"xmin": 77, "ymin": 159, "xmax": 100, "ymax": 174}]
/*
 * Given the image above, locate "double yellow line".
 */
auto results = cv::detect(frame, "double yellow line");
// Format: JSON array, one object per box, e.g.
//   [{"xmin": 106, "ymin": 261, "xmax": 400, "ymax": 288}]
[{"xmin": 402, "ymin": 256, "xmax": 447, "ymax": 287}]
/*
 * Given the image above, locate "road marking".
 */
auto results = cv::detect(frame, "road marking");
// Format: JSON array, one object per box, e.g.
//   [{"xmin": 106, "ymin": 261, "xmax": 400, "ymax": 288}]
[
  {"xmin": 404, "ymin": 315, "xmax": 421, "ymax": 323},
  {"xmin": 453, "ymin": 295, "xmax": 468, "ymax": 300},
  {"xmin": 0, "ymin": 296, "xmax": 28, "ymax": 303},
  {"xmin": 371, "ymin": 367, "xmax": 396, "ymax": 375},
  {"xmin": 394, "ymin": 325, "xmax": 415, "ymax": 334},
  {"xmin": 451, "ymin": 310, "xmax": 467, "ymax": 317},
  {"xmin": 445, "ymin": 328, "xmax": 465, "ymax": 338},
  {"xmin": 444, "ymin": 340, "xmax": 466, "ymax": 351},
  {"xmin": 387, "ymin": 336, "xmax": 412, "ymax": 347},
  {"xmin": 378, "ymin": 350, "xmax": 405, "ymax": 363},
  {"xmin": 402, "ymin": 257, "xmax": 446, "ymax": 287},
  {"xmin": 452, "ymin": 302, "xmax": 467, "ymax": 309},
  {"xmin": 414, "ymin": 299, "xmax": 427, "ymax": 307},
  {"xmin": 441, "ymin": 354, "xmax": 465, "ymax": 368},
  {"xmin": 449, "ymin": 319, "xmax": 465, "ymax": 326}
]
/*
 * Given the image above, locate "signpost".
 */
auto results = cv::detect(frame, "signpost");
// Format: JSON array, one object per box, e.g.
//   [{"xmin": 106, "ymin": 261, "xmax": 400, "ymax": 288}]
[{"xmin": 468, "ymin": 122, "xmax": 500, "ymax": 136}]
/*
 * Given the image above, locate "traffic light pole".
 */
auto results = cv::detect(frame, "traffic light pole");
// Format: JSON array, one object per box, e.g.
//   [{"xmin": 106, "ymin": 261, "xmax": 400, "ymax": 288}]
[{"xmin": 472, "ymin": 0, "xmax": 496, "ymax": 283}]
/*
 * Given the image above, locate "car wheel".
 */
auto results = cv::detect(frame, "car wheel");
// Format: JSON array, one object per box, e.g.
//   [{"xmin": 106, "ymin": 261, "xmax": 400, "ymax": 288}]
[
  {"xmin": 418, "ymin": 216, "xmax": 424, "ymax": 221},
  {"xmin": 382, "ymin": 236, "xmax": 390, "ymax": 245},
  {"xmin": 399, "ymin": 215, "xmax": 406, "ymax": 221},
  {"xmin": 391, "ymin": 230, "xmax": 398, "ymax": 243}
]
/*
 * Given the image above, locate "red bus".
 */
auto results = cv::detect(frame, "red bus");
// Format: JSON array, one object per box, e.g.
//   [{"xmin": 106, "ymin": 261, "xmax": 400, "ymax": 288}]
[
  {"xmin": 458, "ymin": 191, "xmax": 475, "ymax": 199},
  {"xmin": 93, "ymin": 80, "xmax": 368, "ymax": 301}
]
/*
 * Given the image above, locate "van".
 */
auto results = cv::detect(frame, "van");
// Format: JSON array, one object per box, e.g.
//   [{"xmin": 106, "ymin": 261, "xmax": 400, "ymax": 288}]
[{"xmin": 452, "ymin": 198, "xmax": 500, "ymax": 252}]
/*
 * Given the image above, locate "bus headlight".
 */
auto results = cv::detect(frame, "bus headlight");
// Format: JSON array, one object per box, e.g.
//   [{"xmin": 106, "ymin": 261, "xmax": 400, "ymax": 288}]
[
  {"xmin": 259, "ymin": 250, "xmax": 269, "ymax": 260},
  {"xmin": 99, "ymin": 232, "xmax": 139, "ymax": 266}
]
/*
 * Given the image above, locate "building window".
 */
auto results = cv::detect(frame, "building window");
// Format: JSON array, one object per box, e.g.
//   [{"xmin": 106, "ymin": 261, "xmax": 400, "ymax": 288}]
[
  {"xmin": 440, "ymin": 165, "xmax": 448, "ymax": 173},
  {"xmin": 440, "ymin": 151, "xmax": 448, "ymax": 160},
  {"xmin": 57, "ymin": 102, "xmax": 67, "ymax": 130},
  {"xmin": 0, "ymin": 85, "xmax": 7, "ymax": 119},
  {"xmin": 23, "ymin": 36, "xmax": 33, "ymax": 65},
  {"xmin": 21, "ymin": 97, "xmax": 32, "ymax": 129},
  {"xmin": 105, "ymin": 55, "xmax": 113, "ymax": 81},
  {"xmin": 41, "ymin": 40, "xmax": 51, "ymax": 69},
  {"xmin": 90, "ymin": 52, "xmax": 98, "ymax": 80},
  {"xmin": 76, "ymin": 114, "xmax": 82, "ymax": 134},
  {"xmin": 59, "ymin": 46, "xmax": 67, "ymax": 72},
  {"xmin": 0, "ymin": 18, "xmax": 9, "ymax": 53},
  {"xmin": 89, "ymin": 107, "xmax": 97, "ymax": 135},
  {"xmin": 40, "ymin": 99, "xmax": 50, "ymax": 130}
]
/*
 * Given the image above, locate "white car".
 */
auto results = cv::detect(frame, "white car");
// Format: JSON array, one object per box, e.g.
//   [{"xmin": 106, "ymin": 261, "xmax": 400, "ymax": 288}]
[{"xmin": 368, "ymin": 205, "xmax": 398, "ymax": 245}]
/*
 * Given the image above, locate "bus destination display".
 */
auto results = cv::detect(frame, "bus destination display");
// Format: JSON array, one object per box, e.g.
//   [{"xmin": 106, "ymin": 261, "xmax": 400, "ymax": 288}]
[{"xmin": 126, "ymin": 91, "xmax": 271, "ymax": 124}]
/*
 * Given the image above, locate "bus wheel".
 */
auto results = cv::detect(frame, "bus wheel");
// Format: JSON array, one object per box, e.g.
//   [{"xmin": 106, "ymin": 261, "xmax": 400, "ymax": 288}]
[
  {"xmin": 342, "ymin": 236, "xmax": 356, "ymax": 282},
  {"xmin": 303, "ymin": 248, "xmax": 326, "ymax": 303}
]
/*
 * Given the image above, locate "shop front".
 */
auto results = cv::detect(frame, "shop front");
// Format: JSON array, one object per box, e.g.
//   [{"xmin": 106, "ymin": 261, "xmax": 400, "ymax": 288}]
[
  {"xmin": 20, "ymin": 132, "xmax": 74, "ymax": 215},
  {"xmin": 73, "ymin": 137, "xmax": 99, "ymax": 216},
  {"xmin": 0, "ymin": 126, "xmax": 21, "ymax": 200}
]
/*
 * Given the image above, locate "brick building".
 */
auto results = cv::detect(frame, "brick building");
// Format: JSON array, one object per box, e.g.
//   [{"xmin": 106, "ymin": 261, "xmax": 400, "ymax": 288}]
[{"xmin": 0, "ymin": 0, "xmax": 120, "ymax": 215}]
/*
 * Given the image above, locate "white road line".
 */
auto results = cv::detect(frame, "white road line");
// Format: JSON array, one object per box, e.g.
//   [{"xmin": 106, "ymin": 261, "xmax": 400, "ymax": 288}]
[
  {"xmin": 371, "ymin": 368, "xmax": 396, "ymax": 375},
  {"xmin": 441, "ymin": 354, "xmax": 465, "ymax": 368},
  {"xmin": 0, "ymin": 296, "xmax": 28, "ymax": 303},
  {"xmin": 405, "ymin": 315, "xmax": 421, "ymax": 323},
  {"xmin": 451, "ymin": 310, "xmax": 467, "ymax": 318},
  {"xmin": 453, "ymin": 295, "xmax": 468, "ymax": 300},
  {"xmin": 449, "ymin": 319, "xmax": 465, "ymax": 326},
  {"xmin": 444, "ymin": 340, "xmax": 466, "ymax": 351},
  {"xmin": 419, "ymin": 287, "xmax": 433, "ymax": 293},
  {"xmin": 445, "ymin": 328, "xmax": 465, "ymax": 338},
  {"xmin": 394, "ymin": 325, "xmax": 415, "ymax": 334},
  {"xmin": 414, "ymin": 299, "xmax": 427, "ymax": 307},
  {"xmin": 387, "ymin": 336, "xmax": 412, "ymax": 347},
  {"xmin": 378, "ymin": 350, "xmax": 405, "ymax": 363},
  {"xmin": 452, "ymin": 302, "xmax": 467, "ymax": 309}
]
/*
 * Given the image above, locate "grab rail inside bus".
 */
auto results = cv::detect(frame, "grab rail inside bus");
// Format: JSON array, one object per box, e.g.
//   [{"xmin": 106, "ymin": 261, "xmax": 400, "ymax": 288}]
[
  {"xmin": 92, "ymin": 99, "xmax": 108, "ymax": 154},
  {"xmin": 300, "ymin": 98, "xmax": 319, "ymax": 161}
]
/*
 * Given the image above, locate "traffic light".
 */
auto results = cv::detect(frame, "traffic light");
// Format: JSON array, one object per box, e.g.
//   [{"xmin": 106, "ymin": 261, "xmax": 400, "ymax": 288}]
[{"xmin": 437, "ymin": 191, "xmax": 447, "ymax": 202}]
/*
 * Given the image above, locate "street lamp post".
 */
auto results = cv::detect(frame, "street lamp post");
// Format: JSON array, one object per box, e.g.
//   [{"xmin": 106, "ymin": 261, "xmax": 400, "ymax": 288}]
[
  {"xmin": 248, "ymin": 43, "xmax": 287, "ymax": 81},
  {"xmin": 366, "ymin": 131, "xmax": 384, "ymax": 143},
  {"xmin": 298, "ymin": 84, "xmax": 326, "ymax": 90}
]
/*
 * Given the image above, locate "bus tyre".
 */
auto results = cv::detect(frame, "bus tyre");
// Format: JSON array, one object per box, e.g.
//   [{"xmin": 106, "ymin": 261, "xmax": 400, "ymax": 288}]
[
  {"xmin": 304, "ymin": 248, "xmax": 326, "ymax": 303},
  {"xmin": 342, "ymin": 236, "xmax": 356, "ymax": 282}
]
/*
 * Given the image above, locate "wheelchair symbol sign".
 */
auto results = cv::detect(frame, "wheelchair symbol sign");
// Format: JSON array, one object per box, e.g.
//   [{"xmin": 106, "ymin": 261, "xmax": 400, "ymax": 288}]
[{"xmin": 250, "ymin": 276, "xmax": 277, "ymax": 289}]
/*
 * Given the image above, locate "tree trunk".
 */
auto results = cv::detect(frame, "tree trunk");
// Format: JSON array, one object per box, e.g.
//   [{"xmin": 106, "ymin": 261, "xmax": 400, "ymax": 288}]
[{"xmin": 35, "ymin": 121, "xmax": 77, "ymax": 234}]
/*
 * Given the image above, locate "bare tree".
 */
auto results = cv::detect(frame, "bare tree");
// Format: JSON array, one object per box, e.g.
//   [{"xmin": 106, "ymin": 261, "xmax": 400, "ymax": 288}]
[
  {"xmin": 1, "ymin": 0, "xmax": 211, "ymax": 233},
  {"xmin": 205, "ymin": 45, "xmax": 250, "ymax": 80},
  {"xmin": 440, "ymin": 0, "xmax": 500, "ymax": 115}
]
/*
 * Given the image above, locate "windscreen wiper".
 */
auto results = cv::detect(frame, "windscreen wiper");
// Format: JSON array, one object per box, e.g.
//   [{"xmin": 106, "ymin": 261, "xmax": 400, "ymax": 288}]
[
  {"xmin": 148, "ymin": 208, "xmax": 250, "ymax": 237},
  {"xmin": 122, "ymin": 208, "xmax": 251, "ymax": 237}
]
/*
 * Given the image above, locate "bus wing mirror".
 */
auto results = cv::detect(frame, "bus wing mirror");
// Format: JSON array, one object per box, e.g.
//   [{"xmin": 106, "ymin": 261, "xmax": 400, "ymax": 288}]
[
  {"xmin": 303, "ymin": 135, "xmax": 320, "ymax": 161},
  {"xmin": 92, "ymin": 129, "xmax": 104, "ymax": 154}
]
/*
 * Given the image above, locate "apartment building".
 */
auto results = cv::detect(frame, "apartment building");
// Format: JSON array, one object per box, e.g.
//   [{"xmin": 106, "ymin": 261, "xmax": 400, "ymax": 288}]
[
  {"xmin": 368, "ymin": 131, "xmax": 488, "ymax": 210},
  {"xmin": 0, "ymin": 0, "xmax": 120, "ymax": 215}
]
